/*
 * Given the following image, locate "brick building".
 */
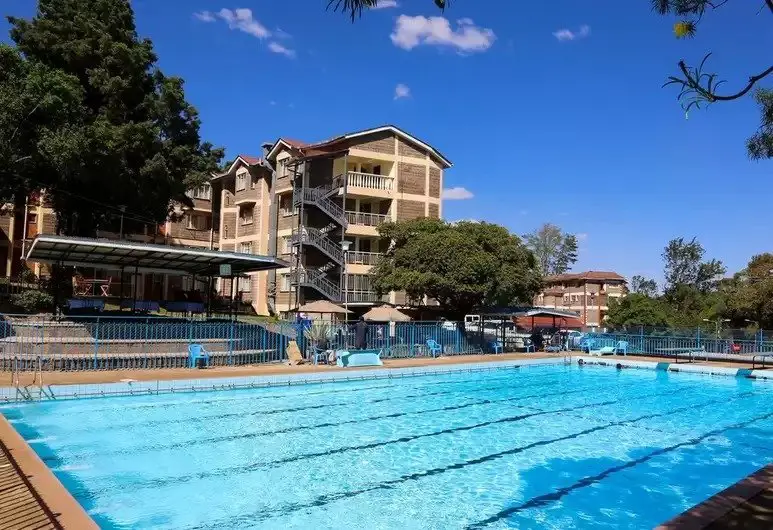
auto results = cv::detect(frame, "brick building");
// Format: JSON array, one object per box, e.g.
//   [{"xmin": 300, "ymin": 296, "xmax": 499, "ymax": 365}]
[{"xmin": 534, "ymin": 271, "xmax": 627, "ymax": 327}]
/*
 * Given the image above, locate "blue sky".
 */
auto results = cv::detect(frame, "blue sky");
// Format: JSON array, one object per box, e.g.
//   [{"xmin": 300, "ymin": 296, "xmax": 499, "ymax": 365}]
[{"xmin": 2, "ymin": 0, "xmax": 772, "ymax": 285}]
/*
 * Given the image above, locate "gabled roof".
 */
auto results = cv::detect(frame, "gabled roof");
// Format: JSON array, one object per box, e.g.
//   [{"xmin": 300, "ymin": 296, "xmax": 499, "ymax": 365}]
[
  {"xmin": 211, "ymin": 154, "xmax": 263, "ymax": 180},
  {"xmin": 545, "ymin": 271, "xmax": 626, "ymax": 283},
  {"xmin": 265, "ymin": 125, "xmax": 452, "ymax": 168}
]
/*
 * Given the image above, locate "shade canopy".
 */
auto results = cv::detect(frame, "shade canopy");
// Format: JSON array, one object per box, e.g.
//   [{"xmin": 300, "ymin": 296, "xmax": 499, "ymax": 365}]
[
  {"xmin": 25, "ymin": 235, "xmax": 288, "ymax": 276},
  {"xmin": 362, "ymin": 305, "xmax": 411, "ymax": 322},
  {"xmin": 296, "ymin": 300, "xmax": 352, "ymax": 314}
]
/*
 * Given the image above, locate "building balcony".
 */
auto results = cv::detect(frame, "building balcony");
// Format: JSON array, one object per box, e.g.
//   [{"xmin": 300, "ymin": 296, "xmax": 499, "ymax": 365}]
[
  {"xmin": 337, "ymin": 171, "xmax": 394, "ymax": 198},
  {"xmin": 343, "ymin": 290, "xmax": 387, "ymax": 304},
  {"xmin": 345, "ymin": 251, "xmax": 382, "ymax": 266},
  {"xmin": 345, "ymin": 211, "xmax": 388, "ymax": 236}
]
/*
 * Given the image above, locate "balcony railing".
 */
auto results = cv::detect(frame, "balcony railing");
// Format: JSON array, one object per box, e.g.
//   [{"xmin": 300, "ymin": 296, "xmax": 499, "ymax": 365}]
[
  {"xmin": 344, "ymin": 290, "xmax": 386, "ymax": 303},
  {"xmin": 345, "ymin": 251, "xmax": 382, "ymax": 266},
  {"xmin": 346, "ymin": 171, "xmax": 393, "ymax": 191},
  {"xmin": 345, "ymin": 211, "xmax": 389, "ymax": 227}
]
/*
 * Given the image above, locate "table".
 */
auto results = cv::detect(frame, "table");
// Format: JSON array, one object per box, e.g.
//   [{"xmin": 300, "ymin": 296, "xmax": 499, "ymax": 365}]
[
  {"xmin": 120, "ymin": 300, "xmax": 160, "ymax": 312},
  {"xmin": 655, "ymin": 347, "xmax": 705, "ymax": 363},
  {"xmin": 67, "ymin": 298, "xmax": 105, "ymax": 311}
]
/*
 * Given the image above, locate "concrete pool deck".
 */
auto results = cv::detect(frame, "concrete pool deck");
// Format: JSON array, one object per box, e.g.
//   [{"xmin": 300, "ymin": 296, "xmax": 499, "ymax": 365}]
[{"xmin": 0, "ymin": 352, "xmax": 770, "ymax": 529}]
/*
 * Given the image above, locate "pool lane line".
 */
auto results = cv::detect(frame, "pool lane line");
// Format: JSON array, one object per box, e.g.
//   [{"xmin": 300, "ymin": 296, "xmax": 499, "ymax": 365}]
[
  {"xmin": 124, "ymin": 385, "xmax": 696, "ymax": 493},
  {"xmin": 54, "ymin": 381, "xmax": 611, "ymax": 461},
  {"xmin": 68, "ymin": 367, "xmax": 588, "ymax": 433},
  {"xmin": 467, "ymin": 405, "xmax": 773, "ymax": 528},
  {"xmin": 181, "ymin": 389, "xmax": 757, "ymax": 529}
]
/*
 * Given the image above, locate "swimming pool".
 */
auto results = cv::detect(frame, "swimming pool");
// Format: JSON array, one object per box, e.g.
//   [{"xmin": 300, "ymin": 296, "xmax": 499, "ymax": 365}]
[{"xmin": 3, "ymin": 363, "xmax": 773, "ymax": 529}]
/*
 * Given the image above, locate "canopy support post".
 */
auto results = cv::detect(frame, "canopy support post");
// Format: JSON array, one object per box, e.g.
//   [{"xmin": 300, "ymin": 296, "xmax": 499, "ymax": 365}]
[
  {"xmin": 119, "ymin": 265, "xmax": 125, "ymax": 311},
  {"xmin": 132, "ymin": 264, "xmax": 139, "ymax": 312}
]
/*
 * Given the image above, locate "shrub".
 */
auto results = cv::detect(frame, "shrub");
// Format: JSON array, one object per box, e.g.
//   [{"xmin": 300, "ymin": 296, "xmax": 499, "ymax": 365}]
[{"xmin": 10, "ymin": 290, "xmax": 54, "ymax": 313}]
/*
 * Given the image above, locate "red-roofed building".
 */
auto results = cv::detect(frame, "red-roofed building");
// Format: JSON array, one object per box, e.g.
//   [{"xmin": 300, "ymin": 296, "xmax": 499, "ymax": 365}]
[{"xmin": 534, "ymin": 270, "xmax": 627, "ymax": 327}]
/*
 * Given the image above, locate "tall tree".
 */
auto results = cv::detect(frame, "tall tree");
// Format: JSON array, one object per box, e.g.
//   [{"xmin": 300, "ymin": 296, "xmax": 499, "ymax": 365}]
[
  {"xmin": 523, "ymin": 223, "xmax": 578, "ymax": 276},
  {"xmin": 2, "ymin": 0, "xmax": 223, "ymax": 235},
  {"xmin": 630, "ymin": 275, "xmax": 659, "ymax": 297},
  {"xmin": 372, "ymin": 218, "xmax": 542, "ymax": 318},
  {"xmin": 662, "ymin": 237, "xmax": 725, "ymax": 293},
  {"xmin": 654, "ymin": 0, "xmax": 773, "ymax": 159},
  {"xmin": 724, "ymin": 253, "xmax": 773, "ymax": 328},
  {"xmin": 606, "ymin": 293, "xmax": 671, "ymax": 328}
]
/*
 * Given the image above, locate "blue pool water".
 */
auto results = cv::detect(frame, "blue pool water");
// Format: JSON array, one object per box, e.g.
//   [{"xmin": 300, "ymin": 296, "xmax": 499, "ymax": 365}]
[{"xmin": 3, "ymin": 363, "xmax": 773, "ymax": 529}]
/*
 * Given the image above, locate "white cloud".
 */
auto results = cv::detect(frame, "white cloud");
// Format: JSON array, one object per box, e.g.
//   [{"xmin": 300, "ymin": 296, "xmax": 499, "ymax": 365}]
[
  {"xmin": 194, "ymin": 11, "xmax": 216, "ymax": 22},
  {"xmin": 442, "ymin": 187, "xmax": 474, "ymax": 200},
  {"xmin": 391, "ymin": 15, "xmax": 495, "ymax": 53},
  {"xmin": 218, "ymin": 8, "xmax": 270, "ymax": 39},
  {"xmin": 394, "ymin": 83, "xmax": 411, "ymax": 99},
  {"xmin": 268, "ymin": 41, "xmax": 296, "ymax": 58},
  {"xmin": 373, "ymin": 0, "xmax": 399, "ymax": 8},
  {"xmin": 553, "ymin": 24, "xmax": 590, "ymax": 42},
  {"xmin": 274, "ymin": 27, "xmax": 292, "ymax": 40}
]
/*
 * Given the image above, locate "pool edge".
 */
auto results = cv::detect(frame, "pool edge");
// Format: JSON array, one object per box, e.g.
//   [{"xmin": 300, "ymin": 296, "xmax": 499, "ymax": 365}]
[{"xmin": 0, "ymin": 413, "xmax": 98, "ymax": 529}]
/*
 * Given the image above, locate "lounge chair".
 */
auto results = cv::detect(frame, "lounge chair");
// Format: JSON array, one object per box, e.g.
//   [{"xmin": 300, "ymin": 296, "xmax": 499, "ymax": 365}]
[
  {"xmin": 426, "ymin": 339, "xmax": 443, "ymax": 357},
  {"xmin": 286, "ymin": 340, "xmax": 306, "ymax": 365},
  {"xmin": 188, "ymin": 344, "xmax": 210, "ymax": 368},
  {"xmin": 336, "ymin": 349, "xmax": 383, "ymax": 367}
]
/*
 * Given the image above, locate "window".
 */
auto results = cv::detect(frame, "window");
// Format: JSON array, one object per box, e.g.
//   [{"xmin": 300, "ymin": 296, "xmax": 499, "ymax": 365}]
[
  {"xmin": 280, "ymin": 274, "xmax": 291, "ymax": 292},
  {"xmin": 570, "ymin": 294, "xmax": 579, "ymax": 304},
  {"xmin": 240, "ymin": 276, "xmax": 252, "ymax": 293},
  {"xmin": 250, "ymin": 175, "xmax": 257, "ymax": 190},
  {"xmin": 186, "ymin": 213, "xmax": 209, "ymax": 231},
  {"xmin": 281, "ymin": 235, "xmax": 296, "ymax": 255},
  {"xmin": 240, "ymin": 206, "xmax": 253, "ymax": 225},
  {"xmin": 239, "ymin": 242, "xmax": 252, "ymax": 254},
  {"xmin": 279, "ymin": 194, "xmax": 297, "ymax": 217},
  {"xmin": 186, "ymin": 185, "xmax": 211, "ymax": 201},
  {"xmin": 236, "ymin": 171, "xmax": 248, "ymax": 191}
]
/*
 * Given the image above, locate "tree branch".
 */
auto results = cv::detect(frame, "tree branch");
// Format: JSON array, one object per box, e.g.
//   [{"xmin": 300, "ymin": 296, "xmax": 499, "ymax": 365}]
[{"xmin": 678, "ymin": 60, "xmax": 773, "ymax": 102}]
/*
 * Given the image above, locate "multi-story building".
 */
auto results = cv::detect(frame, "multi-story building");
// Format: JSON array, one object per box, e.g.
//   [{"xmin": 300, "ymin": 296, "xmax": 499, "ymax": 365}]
[
  {"xmin": 534, "ymin": 271, "xmax": 627, "ymax": 327},
  {"xmin": 1, "ymin": 125, "xmax": 451, "ymax": 315},
  {"xmin": 213, "ymin": 125, "xmax": 452, "ymax": 316}
]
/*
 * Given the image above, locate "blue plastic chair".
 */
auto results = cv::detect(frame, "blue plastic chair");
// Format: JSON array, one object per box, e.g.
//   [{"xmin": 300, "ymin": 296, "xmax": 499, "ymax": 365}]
[
  {"xmin": 188, "ymin": 344, "xmax": 210, "ymax": 368},
  {"xmin": 615, "ymin": 341, "xmax": 629, "ymax": 355},
  {"xmin": 426, "ymin": 339, "xmax": 443, "ymax": 357},
  {"xmin": 491, "ymin": 341, "xmax": 503, "ymax": 354}
]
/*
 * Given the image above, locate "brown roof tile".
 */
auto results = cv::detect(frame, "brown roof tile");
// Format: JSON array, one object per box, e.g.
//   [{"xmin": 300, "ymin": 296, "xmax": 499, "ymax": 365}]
[{"xmin": 545, "ymin": 271, "xmax": 626, "ymax": 283}]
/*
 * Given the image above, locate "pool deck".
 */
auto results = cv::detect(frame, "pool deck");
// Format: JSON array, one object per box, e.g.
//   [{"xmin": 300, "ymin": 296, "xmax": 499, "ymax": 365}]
[{"xmin": 0, "ymin": 352, "xmax": 770, "ymax": 529}]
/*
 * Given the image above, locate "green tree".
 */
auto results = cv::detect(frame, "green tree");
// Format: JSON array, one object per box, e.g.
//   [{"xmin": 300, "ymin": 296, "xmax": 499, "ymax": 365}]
[
  {"xmin": 724, "ymin": 253, "xmax": 773, "ymax": 328},
  {"xmin": 2, "ymin": 0, "xmax": 223, "ymax": 235},
  {"xmin": 654, "ymin": 0, "xmax": 773, "ymax": 159},
  {"xmin": 329, "ymin": 0, "xmax": 447, "ymax": 20},
  {"xmin": 606, "ymin": 293, "xmax": 671, "ymax": 328},
  {"xmin": 630, "ymin": 275, "xmax": 658, "ymax": 297},
  {"xmin": 372, "ymin": 218, "xmax": 542, "ymax": 318},
  {"xmin": 523, "ymin": 223, "xmax": 578, "ymax": 276}
]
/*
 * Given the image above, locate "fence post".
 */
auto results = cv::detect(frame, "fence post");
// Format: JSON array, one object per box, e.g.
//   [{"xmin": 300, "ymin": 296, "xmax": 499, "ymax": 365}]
[
  {"xmin": 696, "ymin": 326, "xmax": 701, "ymax": 351},
  {"xmin": 639, "ymin": 325, "xmax": 644, "ymax": 354},
  {"xmin": 229, "ymin": 319, "xmax": 235, "ymax": 365},
  {"xmin": 93, "ymin": 317, "xmax": 100, "ymax": 370}
]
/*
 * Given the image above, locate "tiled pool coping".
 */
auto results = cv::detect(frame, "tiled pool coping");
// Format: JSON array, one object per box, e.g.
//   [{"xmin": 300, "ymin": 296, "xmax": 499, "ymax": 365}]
[{"xmin": 1, "ymin": 355, "xmax": 771, "ymax": 403}]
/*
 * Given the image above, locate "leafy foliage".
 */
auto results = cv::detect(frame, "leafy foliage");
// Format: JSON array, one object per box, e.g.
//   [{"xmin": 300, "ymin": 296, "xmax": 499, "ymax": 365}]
[
  {"xmin": 606, "ymin": 294, "xmax": 671, "ymax": 328},
  {"xmin": 662, "ymin": 237, "xmax": 725, "ymax": 295},
  {"xmin": 329, "ymin": 0, "xmax": 447, "ymax": 20},
  {"xmin": 10, "ymin": 290, "xmax": 54, "ymax": 313},
  {"xmin": 523, "ymin": 224, "xmax": 578, "ymax": 276},
  {"xmin": 748, "ymin": 88, "xmax": 773, "ymax": 160},
  {"xmin": 630, "ymin": 275, "xmax": 658, "ymax": 297},
  {"xmin": 372, "ymin": 219, "xmax": 542, "ymax": 317},
  {"xmin": 1, "ymin": 0, "xmax": 223, "ymax": 235}
]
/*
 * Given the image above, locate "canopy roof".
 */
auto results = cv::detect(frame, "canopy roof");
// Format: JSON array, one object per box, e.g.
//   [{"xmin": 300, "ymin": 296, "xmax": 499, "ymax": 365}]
[
  {"xmin": 362, "ymin": 305, "xmax": 411, "ymax": 322},
  {"xmin": 296, "ymin": 300, "xmax": 351, "ymax": 314},
  {"xmin": 25, "ymin": 235, "xmax": 288, "ymax": 276}
]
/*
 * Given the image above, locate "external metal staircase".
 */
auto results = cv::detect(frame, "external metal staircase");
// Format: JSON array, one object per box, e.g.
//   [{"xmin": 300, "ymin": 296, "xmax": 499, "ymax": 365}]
[
  {"xmin": 293, "ymin": 267, "xmax": 342, "ymax": 302},
  {"xmin": 291, "ymin": 227, "xmax": 343, "ymax": 264}
]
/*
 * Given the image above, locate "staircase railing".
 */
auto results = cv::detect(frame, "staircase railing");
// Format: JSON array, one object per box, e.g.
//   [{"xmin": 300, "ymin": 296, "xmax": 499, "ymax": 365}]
[
  {"xmin": 292, "ymin": 226, "xmax": 343, "ymax": 263},
  {"xmin": 296, "ymin": 267, "xmax": 341, "ymax": 301},
  {"xmin": 293, "ymin": 186, "xmax": 347, "ymax": 227}
]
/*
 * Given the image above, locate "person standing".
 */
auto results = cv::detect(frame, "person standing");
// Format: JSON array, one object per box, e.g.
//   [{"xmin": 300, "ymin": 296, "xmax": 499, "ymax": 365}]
[{"xmin": 355, "ymin": 316, "xmax": 368, "ymax": 350}]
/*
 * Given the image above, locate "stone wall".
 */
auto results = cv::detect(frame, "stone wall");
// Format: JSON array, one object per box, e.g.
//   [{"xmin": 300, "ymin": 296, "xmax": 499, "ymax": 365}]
[
  {"xmin": 396, "ymin": 200, "xmax": 425, "ymax": 221},
  {"xmin": 398, "ymin": 163, "xmax": 426, "ymax": 195}
]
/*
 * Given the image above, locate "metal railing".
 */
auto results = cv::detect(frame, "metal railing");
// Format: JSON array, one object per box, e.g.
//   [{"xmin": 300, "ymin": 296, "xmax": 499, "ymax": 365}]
[
  {"xmin": 294, "ymin": 268, "xmax": 341, "ymax": 301},
  {"xmin": 292, "ymin": 226, "xmax": 343, "ymax": 263},
  {"xmin": 345, "ymin": 211, "xmax": 389, "ymax": 227},
  {"xmin": 343, "ymin": 290, "xmax": 387, "ymax": 303},
  {"xmin": 346, "ymin": 171, "xmax": 393, "ymax": 191},
  {"xmin": 345, "ymin": 251, "xmax": 382, "ymax": 266},
  {"xmin": 293, "ymin": 186, "xmax": 347, "ymax": 226},
  {"xmin": 0, "ymin": 315, "xmax": 294, "ymax": 374}
]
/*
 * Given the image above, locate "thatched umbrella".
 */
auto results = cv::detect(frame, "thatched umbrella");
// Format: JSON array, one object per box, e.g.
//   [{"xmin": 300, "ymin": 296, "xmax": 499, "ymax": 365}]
[{"xmin": 362, "ymin": 305, "xmax": 411, "ymax": 322}]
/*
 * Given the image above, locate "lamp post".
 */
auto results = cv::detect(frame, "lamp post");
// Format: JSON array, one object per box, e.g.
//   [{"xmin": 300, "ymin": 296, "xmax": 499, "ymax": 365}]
[
  {"xmin": 703, "ymin": 318, "xmax": 730, "ymax": 338},
  {"xmin": 341, "ymin": 240, "xmax": 351, "ymax": 327}
]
